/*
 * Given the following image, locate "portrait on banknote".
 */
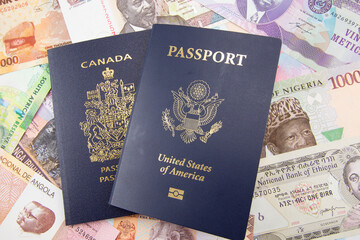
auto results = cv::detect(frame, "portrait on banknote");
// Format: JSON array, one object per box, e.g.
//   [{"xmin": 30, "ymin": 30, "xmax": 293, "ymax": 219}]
[
  {"xmin": 16, "ymin": 201, "xmax": 56, "ymax": 235},
  {"xmin": 236, "ymin": 0, "xmax": 291, "ymax": 24},
  {"xmin": 0, "ymin": 173, "xmax": 64, "ymax": 239},
  {"xmin": 116, "ymin": 0, "xmax": 188, "ymax": 34},
  {"xmin": 341, "ymin": 155, "xmax": 360, "ymax": 230},
  {"xmin": 263, "ymin": 97, "xmax": 317, "ymax": 157},
  {"xmin": 252, "ymin": 137, "xmax": 360, "ymax": 239}
]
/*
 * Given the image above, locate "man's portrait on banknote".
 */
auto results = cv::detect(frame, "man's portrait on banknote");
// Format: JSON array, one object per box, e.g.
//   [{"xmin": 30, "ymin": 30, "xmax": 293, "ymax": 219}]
[
  {"xmin": 149, "ymin": 221, "xmax": 194, "ymax": 240},
  {"xmin": 341, "ymin": 156, "xmax": 360, "ymax": 230},
  {"xmin": 236, "ymin": 0, "xmax": 291, "ymax": 24},
  {"xmin": 116, "ymin": 0, "xmax": 188, "ymax": 34},
  {"xmin": 16, "ymin": 201, "xmax": 56, "ymax": 234},
  {"xmin": 263, "ymin": 97, "xmax": 317, "ymax": 157}
]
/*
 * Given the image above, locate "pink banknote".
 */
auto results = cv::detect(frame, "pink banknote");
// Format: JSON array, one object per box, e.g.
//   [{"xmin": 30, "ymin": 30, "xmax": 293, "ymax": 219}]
[
  {"xmin": 0, "ymin": 149, "xmax": 35, "ymax": 224},
  {"xmin": 53, "ymin": 220, "xmax": 120, "ymax": 240},
  {"xmin": 195, "ymin": 0, "xmax": 360, "ymax": 71}
]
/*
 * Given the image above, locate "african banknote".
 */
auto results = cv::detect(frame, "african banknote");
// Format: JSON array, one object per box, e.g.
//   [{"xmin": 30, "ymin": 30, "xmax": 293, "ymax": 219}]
[
  {"xmin": 0, "ymin": 149, "xmax": 35, "ymax": 224},
  {"xmin": 262, "ymin": 61, "xmax": 360, "ymax": 158},
  {"xmin": 0, "ymin": 0, "xmax": 71, "ymax": 75},
  {"xmin": 316, "ymin": 228, "xmax": 360, "ymax": 240},
  {"xmin": 251, "ymin": 136, "xmax": 360, "ymax": 240},
  {"xmin": 2, "ymin": 149, "xmax": 140, "ymax": 240},
  {"xmin": 11, "ymin": 91, "xmax": 61, "ymax": 188},
  {"xmin": 194, "ymin": 0, "xmax": 360, "ymax": 71},
  {"xmin": 0, "ymin": 172, "xmax": 64, "ymax": 239},
  {"xmin": 58, "ymin": 0, "xmax": 312, "ymax": 81},
  {"xmin": 0, "ymin": 64, "xmax": 51, "ymax": 153},
  {"xmin": 0, "ymin": 149, "xmax": 64, "ymax": 238},
  {"xmin": 58, "ymin": 0, "xmax": 232, "ymax": 42},
  {"xmin": 57, "ymin": 0, "xmax": 115, "ymax": 42},
  {"xmin": 52, "ymin": 220, "xmax": 120, "ymax": 240},
  {"xmin": 112, "ymin": 214, "xmax": 232, "ymax": 240}
]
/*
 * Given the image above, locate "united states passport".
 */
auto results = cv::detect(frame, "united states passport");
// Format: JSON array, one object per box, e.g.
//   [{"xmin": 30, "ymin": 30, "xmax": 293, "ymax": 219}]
[
  {"xmin": 47, "ymin": 30, "xmax": 150, "ymax": 225},
  {"xmin": 110, "ymin": 25, "xmax": 282, "ymax": 239}
]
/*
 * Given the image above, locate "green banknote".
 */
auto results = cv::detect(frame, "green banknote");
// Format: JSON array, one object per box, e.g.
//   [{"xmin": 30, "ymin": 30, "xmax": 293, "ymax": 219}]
[
  {"xmin": 252, "ymin": 136, "xmax": 360, "ymax": 240},
  {"xmin": 253, "ymin": 61, "xmax": 360, "ymax": 239},
  {"xmin": 0, "ymin": 64, "xmax": 51, "ymax": 153},
  {"xmin": 262, "ymin": 61, "xmax": 360, "ymax": 158}
]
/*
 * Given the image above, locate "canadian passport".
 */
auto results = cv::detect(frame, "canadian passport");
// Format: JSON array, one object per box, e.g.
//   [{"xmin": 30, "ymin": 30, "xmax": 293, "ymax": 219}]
[
  {"xmin": 47, "ymin": 30, "xmax": 150, "ymax": 225},
  {"xmin": 110, "ymin": 25, "xmax": 281, "ymax": 239}
]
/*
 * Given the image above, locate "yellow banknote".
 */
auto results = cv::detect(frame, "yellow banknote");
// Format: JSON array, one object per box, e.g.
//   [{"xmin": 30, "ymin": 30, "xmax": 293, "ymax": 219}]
[{"xmin": 0, "ymin": 0, "xmax": 71, "ymax": 75}]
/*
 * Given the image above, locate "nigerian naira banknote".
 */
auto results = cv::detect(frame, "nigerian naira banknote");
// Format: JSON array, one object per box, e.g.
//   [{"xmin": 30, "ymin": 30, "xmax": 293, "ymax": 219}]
[
  {"xmin": 0, "ymin": 0, "xmax": 71, "ymax": 75},
  {"xmin": 262, "ymin": 61, "xmax": 360, "ymax": 159},
  {"xmin": 194, "ymin": 0, "xmax": 360, "ymax": 71},
  {"xmin": 251, "ymin": 136, "xmax": 360, "ymax": 240},
  {"xmin": 0, "ymin": 64, "xmax": 51, "ymax": 153}
]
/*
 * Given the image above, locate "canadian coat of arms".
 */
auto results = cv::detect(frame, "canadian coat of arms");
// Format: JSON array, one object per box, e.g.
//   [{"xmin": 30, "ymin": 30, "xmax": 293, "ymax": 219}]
[
  {"xmin": 162, "ymin": 80, "xmax": 224, "ymax": 144},
  {"xmin": 79, "ymin": 67, "xmax": 135, "ymax": 162}
]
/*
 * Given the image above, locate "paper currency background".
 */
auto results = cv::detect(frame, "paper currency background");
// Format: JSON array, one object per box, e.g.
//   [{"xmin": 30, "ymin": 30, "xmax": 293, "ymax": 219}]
[
  {"xmin": 0, "ymin": 0, "xmax": 71, "ymax": 75},
  {"xmin": 1, "ymin": 0, "xmax": 360, "ymax": 239}
]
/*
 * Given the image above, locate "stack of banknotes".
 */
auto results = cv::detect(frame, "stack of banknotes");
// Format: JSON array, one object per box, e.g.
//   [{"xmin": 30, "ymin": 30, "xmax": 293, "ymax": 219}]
[{"xmin": 2, "ymin": 0, "xmax": 360, "ymax": 239}]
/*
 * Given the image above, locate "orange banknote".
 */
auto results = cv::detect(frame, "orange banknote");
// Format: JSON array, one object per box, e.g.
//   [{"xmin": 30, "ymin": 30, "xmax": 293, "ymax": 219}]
[{"xmin": 0, "ymin": 0, "xmax": 71, "ymax": 75}]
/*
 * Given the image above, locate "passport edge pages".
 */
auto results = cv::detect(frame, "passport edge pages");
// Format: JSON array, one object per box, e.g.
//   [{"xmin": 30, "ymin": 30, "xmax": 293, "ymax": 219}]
[
  {"xmin": 109, "ymin": 24, "xmax": 282, "ymax": 239},
  {"xmin": 48, "ymin": 30, "xmax": 151, "ymax": 225}
]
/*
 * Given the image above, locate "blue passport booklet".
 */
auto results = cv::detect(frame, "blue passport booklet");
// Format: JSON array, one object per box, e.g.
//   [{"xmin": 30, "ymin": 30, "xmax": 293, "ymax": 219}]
[
  {"xmin": 110, "ymin": 25, "xmax": 281, "ymax": 239},
  {"xmin": 47, "ymin": 30, "xmax": 150, "ymax": 225}
]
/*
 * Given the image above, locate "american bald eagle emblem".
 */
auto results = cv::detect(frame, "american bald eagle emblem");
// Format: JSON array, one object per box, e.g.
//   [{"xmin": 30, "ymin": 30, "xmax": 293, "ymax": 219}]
[{"xmin": 162, "ymin": 80, "xmax": 224, "ymax": 144}]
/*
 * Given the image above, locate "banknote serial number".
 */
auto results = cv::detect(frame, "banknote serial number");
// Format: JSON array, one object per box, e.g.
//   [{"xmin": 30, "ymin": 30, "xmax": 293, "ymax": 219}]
[
  {"xmin": 0, "ymin": 1, "xmax": 28, "ymax": 13},
  {"xmin": 331, "ymin": 12, "xmax": 360, "ymax": 28},
  {"xmin": 74, "ymin": 226, "xmax": 96, "ymax": 240},
  {"xmin": 328, "ymin": 69, "xmax": 360, "ymax": 89},
  {"xmin": 253, "ymin": 187, "xmax": 281, "ymax": 198},
  {"xmin": 0, "ymin": 56, "xmax": 19, "ymax": 67}
]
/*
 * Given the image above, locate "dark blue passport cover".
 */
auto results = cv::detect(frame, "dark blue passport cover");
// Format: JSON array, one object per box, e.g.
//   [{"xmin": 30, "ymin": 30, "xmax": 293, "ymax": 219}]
[
  {"xmin": 110, "ymin": 25, "xmax": 281, "ymax": 239},
  {"xmin": 47, "ymin": 30, "xmax": 150, "ymax": 225}
]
